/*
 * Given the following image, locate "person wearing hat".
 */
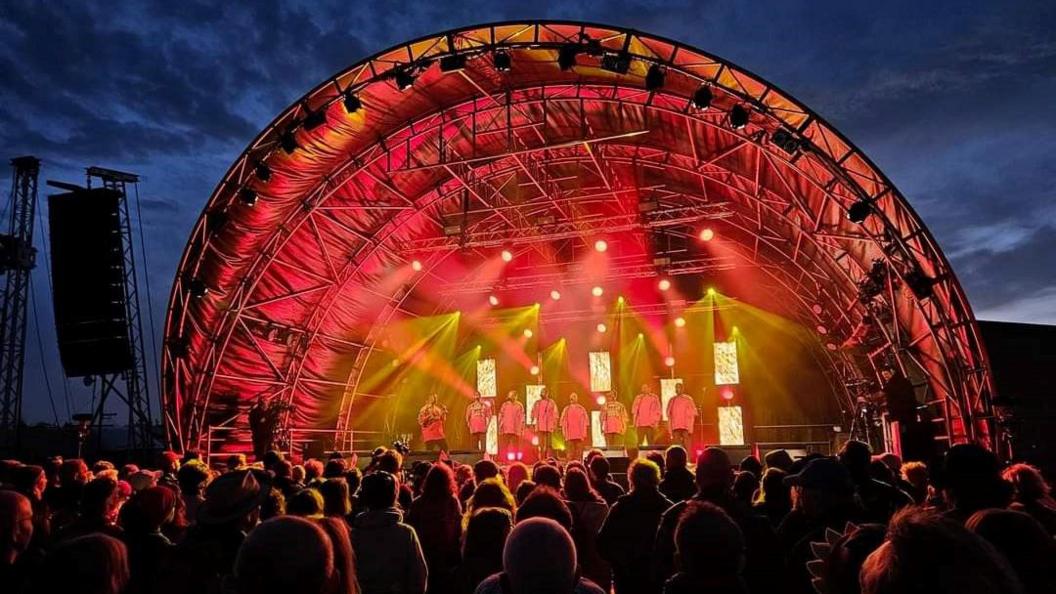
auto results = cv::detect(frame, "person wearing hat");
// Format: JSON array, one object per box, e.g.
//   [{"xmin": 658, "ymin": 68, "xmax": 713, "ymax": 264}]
[
  {"xmin": 764, "ymin": 449, "xmax": 794, "ymax": 473},
  {"xmin": 653, "ymin": 448, "xmax": 780, "ymax": 594}
]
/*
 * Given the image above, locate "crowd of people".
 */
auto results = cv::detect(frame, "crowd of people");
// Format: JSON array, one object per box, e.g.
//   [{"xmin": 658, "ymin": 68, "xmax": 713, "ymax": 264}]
[{"xmin": 1, "ymin": 440, "xmax": 1054, "ymax": 594}]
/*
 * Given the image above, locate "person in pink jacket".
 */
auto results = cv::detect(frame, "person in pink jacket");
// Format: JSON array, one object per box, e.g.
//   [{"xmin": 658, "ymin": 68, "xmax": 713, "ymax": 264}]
[
  {"xmin": 666, "ymin": 383, "xmax": 697, "ymax": 448},
  {"xmin": 465, "ymin": 390, "xmax": 491, "ymax": 451},
  {"xmin": 600, "ymin": 396, "xmax": 629, "ymax": 448},
  {"xmin": 498, "ymin": 390, "xmax": 525, "ymax": 457},
  {"xmin": 418, "ymin": 393, "xmax": 448, "ymax": 451},
  {"xmin": 559, "ymin": 393, "xmax": 589, "ymax": 461},
  {"xmin": 531, "ymin": 387, "xmax": 559, "ymax": 459},
  {"xmin": 632, "ymin": 383, "xmax": 662, "ymax": 446}
]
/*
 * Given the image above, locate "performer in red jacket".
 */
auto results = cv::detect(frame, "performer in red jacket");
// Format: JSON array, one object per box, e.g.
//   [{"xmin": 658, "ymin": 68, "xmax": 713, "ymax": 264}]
[
  {"xmin": 418, "ymin": 393, "xmax": 448, "ymax": 451},
  {"xmin": 632, "ymin": 383, "xmax": 662, "ymax": 446},
  {"xmin": 531, "ymin": 387, "xmax": 559, "ymax": 459},
  {"xmin": 560, "ymin": 392, "xmax": 590, "ymax": 461},
  {"xmin": 498, "ymin": 390, "xmax": 525, "ymax": 457},
  {"xmin": 464, "ymin": 390, "xmax": 491, "ymax": 451}
]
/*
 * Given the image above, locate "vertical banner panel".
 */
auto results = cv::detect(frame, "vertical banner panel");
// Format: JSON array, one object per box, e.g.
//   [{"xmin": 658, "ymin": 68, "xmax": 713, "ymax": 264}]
[
  {"xmin": 591, "ymin": 410, "xmax": 606, "ymax": 447},
  {"xmin": 718, "ymin": 405, "xmax": 744, "ymax": 445},
  {"xmin": 476, "ymin": 358, "xmax": 497, "ymax": 397},
  {"xmin": 714, "ymin": 341, "xmax": 740, "ymax": 385},
  {"xmin": 589, "ymin": 351, "xmax": 612, "ymax": 393}
]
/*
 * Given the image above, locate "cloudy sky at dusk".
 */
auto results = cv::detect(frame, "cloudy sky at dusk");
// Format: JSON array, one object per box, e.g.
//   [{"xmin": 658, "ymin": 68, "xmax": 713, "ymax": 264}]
[{"xmin": 1, "ymin": 0, "xmax": 1053, "ymax": 422}]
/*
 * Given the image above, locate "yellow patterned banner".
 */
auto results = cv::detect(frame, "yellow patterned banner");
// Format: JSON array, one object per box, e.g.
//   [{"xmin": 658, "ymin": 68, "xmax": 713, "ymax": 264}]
[
  {"xmin": 589, "ymin": 351, "xmax": 612, "ymax": 393},
  {"xmin": 714, "ymin": 341, "xmax": 740, "ymax": 385},
  {"xmin": 476, "ymin": 358, "xmax": 497, "ymax": 397},
  {"xmin": 718, "ymin": 405, "xmax": 745, "ymax": 445}
]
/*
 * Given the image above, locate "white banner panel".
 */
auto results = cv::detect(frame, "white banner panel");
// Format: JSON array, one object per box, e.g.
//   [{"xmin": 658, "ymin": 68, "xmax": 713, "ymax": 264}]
[
  {"xmin": 476, "ymin": 358, "xmax": 497, "ymax": 397},
  {"xmin": 588, "ymin": 351, "xmax": 612, "ymax": 393},
  {"xmin": 486, "ymin": 416, "xmax": 498, "ymax": 455},
  {"xmin": 714, "ymin": 341, "xmax": 740, "ymax": 385},
  {"xmin": 591, "ymin": 410, "xmax": 606, "ymax": 447},
  {"xmin": 718, "ymin": 405, "xmax": 745, "ymax": 445}
]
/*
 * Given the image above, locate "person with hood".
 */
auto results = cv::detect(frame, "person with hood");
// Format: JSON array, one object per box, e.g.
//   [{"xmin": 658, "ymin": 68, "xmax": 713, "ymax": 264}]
[{"xmin": 352, "ymin": 471, "xmax": 427, "ymax": 594}]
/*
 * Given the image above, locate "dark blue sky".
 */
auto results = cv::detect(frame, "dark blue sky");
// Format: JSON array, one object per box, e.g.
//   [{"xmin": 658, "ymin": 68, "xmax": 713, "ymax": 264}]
[{"xmin": 1, "ymin": 1, "xmax": 1053, "ymax": 423}]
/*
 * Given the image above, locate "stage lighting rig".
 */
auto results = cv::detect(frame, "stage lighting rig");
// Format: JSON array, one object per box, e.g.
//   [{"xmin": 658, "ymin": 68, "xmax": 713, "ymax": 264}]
[
  {"xmin": 645, "ymin": 64, "xmax": 665, "ymax": 91},
  {"xmin": 342, "ymin": 92, "xmax": 362, "ymax": 114},
  {"xmin": 856, "ymin": 259, "xmax": 888, "ymax": 303},
  {"xmin": 254, "ymin": 162, "xmax": 271, "ymax": 182},
  {"xmin": 771, "ymin": 129, "xmax": 800, "ymax": 155},
  {"xmin": 239, "ymin": 188, "xmax": 258, "ymax": 207},
  {"xmin": 730, "ymin": 105, "xmax": 750, "ymax": 129},
  {"xmin": 493, "ymin": 49, "xmax": 512, "ymax": 72},
  {"xmin": 558, "ymin": 43, "xmax": 579, "ymax": 71},
  {"xmin": 439, "ymin": 53, "xmax": 467, "ymax": 72},
  {"xmin": 189, "ymin": 278, "xmax": 209, "ymax": 298},
  {"xmin": 280, "ymin": 130, "xmax": 299, "ymax": 154},
  {"xmin": 601, "ymin": 51, "xmax": 632, "ymax": 74},
  {"xmin": 904, "ymin": 267, "xmax": 936, "ymax": 300},
  {"xmin": 847, "ymin": 200, "xmax": 872, "ymax": 224},
  {"xmin": 692, "ymin": 85, "xmax": 713, "ymax": 110},
  {"xmin": 303, "ymin": 109, "xmax": 327, "ymax": 131},
  {"xmin": 394, "ymin": 66, "xmax": 417, "ymax": 91}
]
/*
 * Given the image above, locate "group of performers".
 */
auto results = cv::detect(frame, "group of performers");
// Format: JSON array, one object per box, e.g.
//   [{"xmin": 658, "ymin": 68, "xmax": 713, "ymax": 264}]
[{"xmin": 416, "ymin": 382, "xmax": 702, "ymax": 458}]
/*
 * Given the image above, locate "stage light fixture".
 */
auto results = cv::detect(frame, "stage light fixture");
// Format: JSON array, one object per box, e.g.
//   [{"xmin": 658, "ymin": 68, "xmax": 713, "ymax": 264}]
[
  {"xmin": 596, "ymin": 395, "xmax": 606, "ymax": 405},
  {"xmin": 674, "ymin": 316, "xmax": 686, "ymax": 328},
  {"xmin": 255, "ymin": 162, "xmax": 271, "ymax": 182},
  {"xmin": 531, "ymin": 435, "xmax": 540, "ymax": 446},
  {"xmin": 618, "ymin": 296, "xmax": 625, "ymax": 305},
  {"xmin": 558, "ymin": 44, "xmax": 579, "ymax": 71},
  {"xmin": 493, "ymin": 49, "xmax": 512, "ymax": 72},
  {"xmin": 658, "ymin": 278, "xmax": 672, "ymax": 292},
  {"xmin": 489, "ymin": 295, "xmax": 499, "ymax": 306},
  {"xmin": 664, "ymin": 356, "xmax": 676, "ymax": 368},
  {"xmin": 394, "ymin": 67, "xmax": 416, "ymax": 91},
  {"xmin": 550, "ymin": 290, "xmax": 561, "ymax": 301},
  {"xmin": 530, "ymin": 364, "xmax": 539, "ymax": 375},
  {"xmin": 506, "ymin": 452, "xmax": 515, "ymax": 462},
  {"xmin": 280, "ymin": 130, "xmax": 299, "ymax": 154},
  {"xmin": 699, "ymin": 228, "xmax": 715, "ymax": 242},
  {"xmin": 847, "ymin": 200, "xmax": 872, "ymax": 223},
  {"xmin": 439, "ymin": 53, "xmax": 467, "ymax": 72},
  {"xmin": 597, "ymin": 323, "xmax": 607, "ymax": 333},
  {"xmin": 692, "ymin": 85, "xmax": 713, "ymax": 110},
  {"xmin": 637, "ymin": 332, "xmax": 643, "ymax": 338},
  {"xmin": 600, "ymin": 51, "xmax": 631, "ymax": 74},
  {"xmin": 721, "ymin": 388, "xmax": 735, "ymax": 401},
  {"xmin": 342, "ymin": 92, "xmax": 362, "ymax": 114},
  {"xmin": 594, "ymin": 239, "xmax": 608, "ymax": 252},
  {"xmin": 707, "ymin": 287, "xmax": 717, "ymax": 297},
  {"xmin": 771, "ymin": 128, "xmax": 800, "ymax": 155},
  {"xmin": 592, "ymin": 286, "xmax": 604, "ymax": 297},
  {"xmin": 411, "ymin": 259, "xmax": 423, "ymax": 271},
  {"xmin": 816, "ymin": 325, "xmax": 828, "ymax": 335},
  {"xmin": 303, "ymin": 109, "xmax": 327, "ymax": 131},
  {"xmin": 239, "ymin": 188, "xmax": 258, "ymax": 207},
  {"xmin": 443, "ymin": 223, "xmax": 463, "ymax": 237},
  {"xmin": 645, "ymin": 64, "xmax": 665, "ymax": 91},
  {"xmin": 730, "ymin": 105, "xmax": 750, "ymax": 129},
  {"xmin": 524, "ymin": 329, "xmax": 534, "ymax": 338},
  {"xmin": 501, "ymin": 249, "xmax": 513, "ymax": 262},
  {"xmin": 189, "ymin": 278, "xmax": 209, "ymax": 298},
  {"xmin": 731, "ymin": 326, "xmax": 739, "ymax": 334}
]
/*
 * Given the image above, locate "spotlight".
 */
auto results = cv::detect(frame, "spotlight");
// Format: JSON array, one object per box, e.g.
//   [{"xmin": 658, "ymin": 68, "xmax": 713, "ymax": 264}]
[
  {"xmin": 707, "ymin": 287, "xmax": 717, "ymax": 297},
  {"xmin": 904, "ymin": 268, "xmax": 936, "ymax": 300},
  {"xmin": 531, "ymin": 435, "xmax": 540, "ymax": 446},
  {"xmin": 303, "ymin": 109, "xmax": 327, "ymax": 131},
  {"xmin": 592, "ymin": 286, "xmax": 604, "ymax": 297},
  {"xmin": 506, "ymin": 452, "xmax": 516, "ymax": 462},
  {"xmin": 530, "ymin": 364, "xmax": 539, "ymax": 375},
  {"xmin": 618, "ymin": 296, "xmax": 625, "ymax": 305},
  {"xmin": 439, "ymin": 53, "xmax": 467, "ymax": 72},
  {"xmin": 516, "ymin": 451, "xmax": 523, "ymax": 461},
  {"xmin": 664, "ymin": 356, "xmax": 676, "ymax": 368},
  {"xmin": 394, "ymin": 67, "xmax": 416, "ymax": 91},
  {"xmin": 411, "ymin": 260, "xmax": 423, "ymax": 271},
  {"xmin": 692, "ymin": 85, "xmax": 713, "ymax": 110},
  {"xmin": 239, "ymin": 188, "xmax": 258, "ymax": 207},
  {"xmin": 658, "ymin": 278, "xmax": 671, "ymax": 292},
  {"xmin": 342, "ymin": 92, "xmax": 362, "ymax": 114},
  {"xmin": 732, "ymin": 326, "xmax": 739, "ymax": 334},
  {"xmin": 493, "ymin": 49, "xmax": 512, "ymax": 72},
  {"xmin": 771, "ymin": 129, "xmax": 800, "ymax": 155},
  {"xmin": 596, "ymin": 395, "xmax": 606, "ymax": 405},
  {"xmin": 637, "ymin": 332, "xmax": 643, "ymax": 338},
  {"xmin": 674, "ymin": 317, "xmax": 686, "ymax": 328},
  {"xmin": 550, "ymin": 290, "xmax": 561, "ymax": 301},
  {"xmin": 280, "ymin": 129, "xmax": 299, "ymax": 154},
  {"xmin": 189, "ymin": 278, "xmax": 209, "ymax": 298},
  {"xmin": 847, "ymin": 200, "xmax": 872, "ymax": 224},
  {"xmin": 645, "ymin": 64, "xmax": 665, "ymax": 91},
  {"xmin": 489, "ymin": 295, "xmax": 499, "ymax": 307},
  {"xmin": 594, "ymin": 239, "xmax": 608, "ymax": 252},
  {"xmin": 501, "ymin": 249, "xmax": 513, "ymax": 262},
  {"xmin": 558, "ymin": 44, "xmax": 579, "ymax": 71},
  {"xmin": 596, "ymin": 323, "xmax": 607, "ymax": 333},
  {"xmin": 730, "ymin": 105, "xmax": 750, "ymax": 129},
  {"xmin": 816, "ymin": 325, "xmax": 828, "ymax": 335},
  {"xmin": 255, "ymin": 162, "xmax": 271, "ymax": 182},
  {"xmin": 524, "ymin": 329, "xmax": 534, "ymax": 339},
  {"xmin": 600, "ymin": 52, "xmax": 631, "ymax": 74},
  {"xmin": 721, "ymin": 388, "xmax": 735, "ymax": 401},
  {"xmin": 699, "ymin": 228, "xmax": 715, "ymax": 242}
]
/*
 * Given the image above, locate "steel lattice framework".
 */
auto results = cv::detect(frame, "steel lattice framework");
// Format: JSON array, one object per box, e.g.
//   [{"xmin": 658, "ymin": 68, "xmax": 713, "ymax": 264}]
[{"xmin": 162, "ymin": 22, "xmax": 995, "ymax": 454}]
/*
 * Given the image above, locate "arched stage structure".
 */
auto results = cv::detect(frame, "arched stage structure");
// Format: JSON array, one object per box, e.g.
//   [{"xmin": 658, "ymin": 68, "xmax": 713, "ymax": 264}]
[{"xmin": 162, "ymin": 22, "xmax": 996, "ymax": 457}]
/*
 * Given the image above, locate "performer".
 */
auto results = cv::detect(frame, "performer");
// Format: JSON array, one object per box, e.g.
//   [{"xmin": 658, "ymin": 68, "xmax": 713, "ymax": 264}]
[
  {"xmin": 498, "ymin": 389, "xmax": 525, "ymax": 457},
  {"xmin": 417, "ymin": 393, "xmax": 449, "ymax": 451},
  {"xmin": 600, "ymin": 395, "xmax": 629, "ymax": 448},
  {"xmin": 632, "ymin": 383, "xmax": 662, "ymax": 446},
  {"xmin": 560, "ymin": 393, "xmax": 589, "ymax": 461},
  {"xmin": 465, "ymin": 390, "xmax": 491, "ymax": 452},
  {"xmin": 666, "ymin": 383, "xmax": 697, "ymax": 448},
  {"xmin": 531, "ymin": 387, "xmax": 559, "ymax": 459}
]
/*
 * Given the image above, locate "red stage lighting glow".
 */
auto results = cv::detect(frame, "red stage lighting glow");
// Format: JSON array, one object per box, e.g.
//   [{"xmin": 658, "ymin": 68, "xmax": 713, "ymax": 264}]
[
  {"xmin": 674, "ymin": 316, "xmax": 686, "ymax": 328},
  {"xmin": 516, "ymin": 451, "xmax": 523, "ymax": 461},
  {"xmin": 411, "ymin": 259, "xmax": 423, "ymax": 271},
  {"xmin": 664, "ymin": 356, "xmax": 676, "ymax": 367},
  {"xmin": 594, "ymin": 239, "xmax": 608, "ymax": 252},
  {"xmin": 721, "ymin": 388, "xmax": 735, "ymax": 401},
  {"xmin": 699, "ymin": 228, "xmax": 715, "ymax": 241},
  {"xmin": 506, "ymin": 452, "xmax": 515, "ymax": 461},
  {"xmin": 501, "ymin": 249, "xmax": 513, "ymax": 262},
  {"xmin": 592, "ymin": 286, "xmax": 604, "ymax": 297},
  {"xmin": 529, "ymin": 365, "xmax": 540, "ymax": 375},
  {"xmin": 550, "ymin": 290, "xmax": 561, "ymax": 301},
  {"xmin": 531, "ymin": 435, "xmax": 540, "ymax": 446},
  {"xmin": 658, "ymin": 278, "xmax": 671, "ymax": 291},
  {"xmin": 596, "ymin": 323, "xmax": 607, "ymax": 333},
  {"xmin": 489, "ymin": 295, "xmax": 499, "ymax": 306}
]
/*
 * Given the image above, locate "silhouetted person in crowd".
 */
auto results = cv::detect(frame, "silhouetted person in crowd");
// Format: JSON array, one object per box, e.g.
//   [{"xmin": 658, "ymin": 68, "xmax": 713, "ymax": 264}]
[
  {"xmin": 0, "ymin": 490, "xmax": 40, "ymax": 594},
  {"xmin": 752, "ymin": 467, "xmax": 791, "ymax": 527},
  {"xmin": 1002, "ymin": 463, "xmax": 1056, "ymax": 535},
  {"xmin": 352, "ymin": 471, "xmax": 427, "ymax": 594},
  {"xmin": 514, "ymin": 480, "xmax": 535, "ymax": 505},
  {"xmin": 664, "ymin": 501, "xmax": 747, "ymax": 594},
  {"xmin": 314, "ymin": 516, "xmax": 361, "ymax": 594},
  {"xmin": 809, "ymin": 523, "xmax": 885, "ymax": 594},
  {"xmin": 120, "ymin": 485, "xmax": 177, "ymax": 594},
  {"xmin": 733, "ymin": 471, "xmax": 759, "ymax": 507},
  {"xmin": 599, "ymin": 458, "xmax": 672, "ymax": 594},
  {"xmin": 50, "ymin": 458, "xmax": 91, "ymax": 532},
  {"xmin": 967, "ymin": 508, "xmax": 1056, "ymax": 594},
  {"xmin": 287, "ymin": 487, "xmax": 325, "ymax": 518},
  {"xmin": 57, "ymin": 475, "xmax": 124, "ymax": 541},
  {"xmin": 35, "ymin": 533, "xmax": 130, "ymax": 594},
  {"xmin": 655, "ymin": 448, "xmax": 779, "ymax": 594},
  {"xmin": 463, "ymin": 478, "xmax": 515, "ymax": 526},
  {"xmin": 899, "ymin": 461, "xmax": 930, "ymax": 504},
  {"xmin": 562, "ymin": 467, "xmax": 610, "ymax": 591},
  {"xmin": 515, "ymin": 486, "xmax": 573, "ymax": 531},
  {"xmin": 588, "ymin": 455, "xmax": 624, "ymax": 505},
  {"xmin": 233, "ymin": 516, "xmax": 339, "ymax": 594},
  {"xmin": 764, "ymin": 448, "xmax": 794, "ymax": 472},
  {"xmin": 177, "ymin": 461, "xmax": 210, "ymax": 528},
  {"xmin": 408, "ymin": 463, "xmax": 463, "ymax": 594},
  {"xmin": 838, "ymin": 440, "xmax": 911, "ymax": 524},
  {"xmin": 739, "ymin": 455, "xmax": 763, "ymax": 479},
  {"xmin": 320, "ymin": 477, "xmax": 352, "ymax": 519},
  {"xmin": 457, "ymin": 507, "xmax": 512, "ymax": 594},
  {"xmin": 939, "ymin": 444, "xmax": 1012, "ymax": 523},
  {"xmin": 474, "ymin": 517, "xmax": 605, "ymax": 594},
  {"xmin": 860, "ymin": 506, "xmax": 1022, "ymax": 594},
  {"xmin": 532, "ymin": 463, "xmax": 563, "ymax": 491},
  {"xmin": 659, "ymin": 446, "xmax": 695, "ymax": 503}
]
